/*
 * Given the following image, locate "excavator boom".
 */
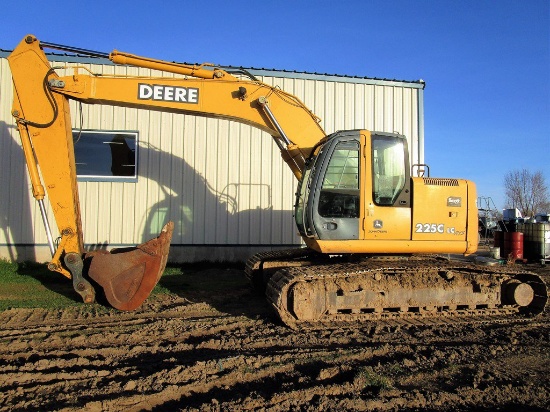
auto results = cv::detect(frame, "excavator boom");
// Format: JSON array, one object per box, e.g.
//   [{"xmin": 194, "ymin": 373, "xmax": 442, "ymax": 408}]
[{"xmin": 7, "ymin": 35, "xmax": 325, "ymax": 309}]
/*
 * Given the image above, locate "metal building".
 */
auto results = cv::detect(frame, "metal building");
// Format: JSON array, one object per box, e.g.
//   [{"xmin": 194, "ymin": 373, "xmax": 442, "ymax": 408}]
[{"xmin": 0, "ymin": 52, "xmax": 425, "ymax": 263}]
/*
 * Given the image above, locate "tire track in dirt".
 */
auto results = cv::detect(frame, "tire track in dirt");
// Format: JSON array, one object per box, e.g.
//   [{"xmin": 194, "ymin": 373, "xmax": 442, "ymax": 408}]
[{"xmin": 1, "ymin": 267, "xmax": 549, "ymax": 411}]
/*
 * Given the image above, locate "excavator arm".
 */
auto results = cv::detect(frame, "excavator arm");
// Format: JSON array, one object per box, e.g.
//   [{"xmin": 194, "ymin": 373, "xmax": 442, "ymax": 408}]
[{"xmin": 7, "ymin": 35, "xmax": 326, "ymax": 309}]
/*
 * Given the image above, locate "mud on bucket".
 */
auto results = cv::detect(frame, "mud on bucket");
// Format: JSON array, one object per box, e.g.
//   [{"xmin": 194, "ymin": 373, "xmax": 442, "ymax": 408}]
[{"xmin": 85, "ymin": 221, "xmax": 174, "ymax": 310}]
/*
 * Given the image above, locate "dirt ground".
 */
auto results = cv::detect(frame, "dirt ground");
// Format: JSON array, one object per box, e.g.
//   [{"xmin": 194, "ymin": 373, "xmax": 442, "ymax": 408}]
[{"xmin": 0, "ymin": 258, "xmax": 549, "ymax": 412}]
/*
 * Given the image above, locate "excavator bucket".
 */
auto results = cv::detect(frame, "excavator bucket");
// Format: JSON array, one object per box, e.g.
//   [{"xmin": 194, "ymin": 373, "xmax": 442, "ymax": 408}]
[{"xmin": 85, "ymin": 222, "xmax": 174, "ymax": 311}]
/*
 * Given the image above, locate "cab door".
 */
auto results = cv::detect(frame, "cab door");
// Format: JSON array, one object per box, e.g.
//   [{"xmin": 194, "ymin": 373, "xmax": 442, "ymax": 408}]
[
  {"xmin": 306, "ymin": 131, "xmax": 361, "ymax": 240},
  {"xmin": 361, "ymin": 132, "xmax": 412, "ymax": 241}
]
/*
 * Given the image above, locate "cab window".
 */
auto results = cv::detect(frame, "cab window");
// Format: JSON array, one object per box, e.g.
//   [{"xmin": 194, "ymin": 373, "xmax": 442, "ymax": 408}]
[
  {"xmin": 318, "ymin": 141, "xmax": 359, "ymax": 218},
  {"xmin": 372, "ymin": 136, "xmax": 405, "ymax": 205}
]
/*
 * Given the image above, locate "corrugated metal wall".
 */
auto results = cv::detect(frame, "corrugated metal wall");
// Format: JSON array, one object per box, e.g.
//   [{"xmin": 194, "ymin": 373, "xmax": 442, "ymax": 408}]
[{"xmin": 0, "ymin": 56, "xmax": 424, "ymax": 262}]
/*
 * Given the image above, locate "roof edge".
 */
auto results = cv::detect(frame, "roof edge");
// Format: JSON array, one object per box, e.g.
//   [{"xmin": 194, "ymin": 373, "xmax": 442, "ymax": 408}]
[{"xmin": 0, "ymin": 49, "xmax": 426, "ymax": 89}]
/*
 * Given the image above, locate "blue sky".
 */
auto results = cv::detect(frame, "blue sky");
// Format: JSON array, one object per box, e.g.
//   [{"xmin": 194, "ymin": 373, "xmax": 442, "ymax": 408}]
[{"xmin": 2, "ymin": 0, "xmax": 548, "ymax": 211}]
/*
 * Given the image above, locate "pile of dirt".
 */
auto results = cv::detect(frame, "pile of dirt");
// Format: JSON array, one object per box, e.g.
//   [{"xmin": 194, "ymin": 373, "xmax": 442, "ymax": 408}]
[{"xmin": 0, "ymin": 264, "xmax": 548, "ymax": 411}]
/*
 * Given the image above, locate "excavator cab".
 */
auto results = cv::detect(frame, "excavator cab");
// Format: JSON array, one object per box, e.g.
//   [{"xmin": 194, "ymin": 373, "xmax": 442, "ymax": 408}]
[
  {"xmin": 295, "ymin": 129, "xmax": 479, "ymax": 256},
  {"xmin": 295, "ymin": 130, "xmax": 411, "ymax": 243}
]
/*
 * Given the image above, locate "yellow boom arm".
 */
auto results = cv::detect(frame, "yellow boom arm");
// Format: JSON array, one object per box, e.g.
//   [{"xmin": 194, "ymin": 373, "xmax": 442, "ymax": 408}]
[{"xmin": 7, "ymin": 35, "xmax": 326, "ymax": 309}]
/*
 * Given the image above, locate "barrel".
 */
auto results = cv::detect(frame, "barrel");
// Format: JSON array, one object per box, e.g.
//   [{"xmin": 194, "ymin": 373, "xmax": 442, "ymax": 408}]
[
  {"xmin": 493, "ymin": 230, "xmax": 504, "ymax": 249},
  {"xmin": 503, "ymin": 232, "xmax": 524, "ymax": 260}
]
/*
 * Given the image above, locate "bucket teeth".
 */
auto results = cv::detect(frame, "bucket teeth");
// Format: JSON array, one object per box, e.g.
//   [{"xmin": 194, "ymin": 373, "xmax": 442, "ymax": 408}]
[{"xmin": 86, "ymin": 222, "xmax": 174, "ymax": 311}]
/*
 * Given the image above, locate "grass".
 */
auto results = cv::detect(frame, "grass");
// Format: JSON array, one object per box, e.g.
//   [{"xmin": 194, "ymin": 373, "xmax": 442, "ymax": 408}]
[
  {"xmin": 0, "ymin": 259, "xmax": 81, "ymax": 310},
  {"xmin": 355, "ymin": 366, "xmax": 393, "ymax": 392},
  {"xmin": 158, "ymin": 262, "xmax": 247, "ymax": 294},
  {"xmin": 0, "ymin": 259, "xmax": 247, "ymax": 311}
]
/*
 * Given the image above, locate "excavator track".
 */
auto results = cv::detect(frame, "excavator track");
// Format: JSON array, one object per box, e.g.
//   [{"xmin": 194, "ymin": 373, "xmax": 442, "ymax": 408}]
[
  {"xmin": 262, "ymin": 255, "xmax": 547, "ymax": 330},
  {"xmin": 245, "ymin": 248, "xmax": 319, "ymax": 292}
]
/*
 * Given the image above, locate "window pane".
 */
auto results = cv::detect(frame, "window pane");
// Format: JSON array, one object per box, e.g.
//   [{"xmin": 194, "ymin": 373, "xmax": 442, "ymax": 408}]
[
  {"xmin": 73, "ymin": 130, "xmax": 138, "ymax": 182},
  {"xmin": 372, "ymin": 136, "xmax": 405, "ymax": 205},
  {"xmin": 322, "ymin": 145, "xmax": 359, "ymax": 190},
  {"xmin": 319, "ymin": 141, "xmax": 360, "ymax": 218}
]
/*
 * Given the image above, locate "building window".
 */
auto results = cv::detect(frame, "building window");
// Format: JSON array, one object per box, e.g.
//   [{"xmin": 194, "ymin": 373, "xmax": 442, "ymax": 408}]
[{"xmin": 73, "ymin": 130, "xmax": 138, "ymax": 182}]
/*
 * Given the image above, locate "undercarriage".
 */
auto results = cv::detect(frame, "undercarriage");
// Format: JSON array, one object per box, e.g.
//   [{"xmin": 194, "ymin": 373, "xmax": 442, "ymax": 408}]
[{"xmin": 246, "ymin": 249, "xmax": 547, "ymax": 330}]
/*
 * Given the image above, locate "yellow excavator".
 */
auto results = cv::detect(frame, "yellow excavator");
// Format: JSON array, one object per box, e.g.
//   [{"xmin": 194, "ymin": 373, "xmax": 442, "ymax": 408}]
[{"xmin": 7, "ymin": 35, "xmax": 547, "ymax": 326}]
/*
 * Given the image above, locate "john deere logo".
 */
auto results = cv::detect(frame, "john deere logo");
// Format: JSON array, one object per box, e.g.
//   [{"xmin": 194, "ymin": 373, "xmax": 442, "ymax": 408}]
[
  {"xmin": 138, "ymin": 83, "xmax": 199, "ymax": 103},
  {"xmin": 373, "ymin": 220, "xmax": 383, "ymax": 229}
]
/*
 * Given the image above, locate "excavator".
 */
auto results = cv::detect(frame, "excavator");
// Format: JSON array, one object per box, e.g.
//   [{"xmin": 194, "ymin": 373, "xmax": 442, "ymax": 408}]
[{"xmin": 7, "ymin": 35, "xmax": 547, "ymax": 327}]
